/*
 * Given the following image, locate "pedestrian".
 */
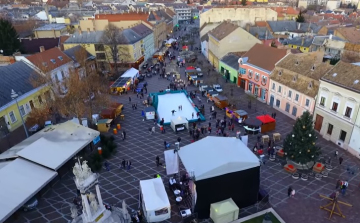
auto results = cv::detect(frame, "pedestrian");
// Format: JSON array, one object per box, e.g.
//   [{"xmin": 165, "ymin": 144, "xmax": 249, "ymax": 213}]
[
  {"xmin": 141, "ymin": 110, "xmax": 145, "ymax": 121},
  {"xmin": 122, "ymin": 130, "xmax": 126, "ymax": 140},
  {"xmin": 287, "ymin": 186, "xmax": 293, "ymax": 197},
  {"xmin": 334, "ymin": 150, "xmax": 338, "ymax": 157},
  {"xmin": 180, "ymin": 105, "xmax": 182, "ymax": 110},
  {"xmin": 273, "ymin": 112, "xmax": 277, "ymax": 119},
  {"xmin": 126, "ymin": 160, "xmax": 132, "ymax": 170},
  {"xmin": 177, "ymin": 137, "xmax": 181, "ymax": 143},
  {"xmin": 178, "ymin": 105, "xmax": 181, "ymax": 111},
  {"xmin": 104, "ymin": 161, "xmax": 110, "ymax": 171},
  {"xmin": 156, "ymin": 156, "xmax": 161, "ymax": 167},
  {"xmin": 129, "ymin": 97, "xmax": 131, "ymax": 104},
  {"xmin": 152, "ymin": 126, "xmax": 155, "ymax": 133},
  {"xmin": 208, "ymin": 122, "xmax": 211, "ymax": 127},
  {"xmin": 339, "ymin": 156, "xmax": 343, "ymax": 165},
  {"xmin": 171, "ymin": 110, "xmax": 176, "ymax": 115},
  {"xmin": 148, "ymin": 127, "xmax": 152, "ymax": 134},
  {"xmin": 335, "ymin": 179, "xmax": 341, "ymax": 190},
  {"xmin": 208, "ymin": 126, "xmax": 212, "ymax": 134},
  {"xmin": 121, "ymin": 159, "xmax": 126, "ymax": 169},
  {"xmin": 189, "ymin": 129, "xmax": 193, "ymax": 137},
  {"xmin": 341, "ymin": 181, "xmax": 348, "ymax": 195},
  {"xmin": 192, "ymin": 112, "xmax": 194, "ymax": 119},
  {"xmin": 291, "ymin": 189, "xmax": 296, "ymax": 197}
]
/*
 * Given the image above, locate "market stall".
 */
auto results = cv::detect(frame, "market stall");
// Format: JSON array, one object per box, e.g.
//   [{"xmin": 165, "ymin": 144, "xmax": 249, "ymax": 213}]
[
  {"xmin": 243, "ymin": 117, "xmax": 262, "ymax": 135},
  {"xmin": 110, "ymin": 77, "xmax": 131, "ymax": 94},
  {"xmin": 225, "ymin": 108, "xmax": 248, "ymax": 122},
  {"xmin": 256, "ymin": 115, "xmax": 276, "ymax": 133},
  {"xmin": 213, "ymin": 95, "xmax": 228, "ymax": 109},
  {"xmin": 121, "ymin": 68, "xmax": 139, "ymax": 84},
  {"xmin": 100, "ymin": 108, "xmax": 116, "ymax": 119},
  {"xmin": 110, "ymin": 102, "xmax": 123, "ymax": 117},
  {"xmin": 96, "ymin": 119, "xmax": 112, "ymax": 132},
  {"xmin": 170, "ymin": 116, "xmax": 189, "ymax": 133},
  {"xmin": 210, "ymin": 198, "xmax": 239, "ymax": 223},
  {"xmin": 145, "ymin": 106, "xmax": 156, "ymax": 120},
  {"xmin": 140, "ymin": 178, "xmax": 171, "ymax": 222}
]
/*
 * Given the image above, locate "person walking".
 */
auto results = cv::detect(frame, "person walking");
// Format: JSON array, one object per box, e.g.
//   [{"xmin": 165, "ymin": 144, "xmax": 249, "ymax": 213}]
[
  {"xmin": 288, "ymin": 186, "xmax": 293, "ymax": 197},
  {"xmin": 156, "ymin": 156, "xmax": 162, "ymax": 167},
  {"xmin": 339, "ymin": 156, "xmax": 343, "ymax": 165},
  {"xmin": 171, "ymin": 110, "xmax": 176, "ymax": 115},
  {"xmin": 192, "ymin": 112, "xmax": 194, "ymax": 119},
  {"xmin": 122, "ymin": 130, "xmax": 126, "ymax": 140},
  {"xmin": 336, "ymin": 179, "xmax": 341, "ymax": 190},
  {"xmin": 164, "ymin": 141, "xmax": 167, "ymax": 150},
  {"xmin": 126, "ymin": 160, "xmax": 132, "ymax": 170},
  {"xmin": 121, "ymin": 159, "xmax": 126, "ymax": 169},
  {"xmin": 177, "ymin": 137, "xmax": 181, "ymax": 143},
  {"xmin": 129, "ymin": 97, "xmax": 131, "ymax": 104},
  {"xmin": 334, "ymin": 150, "xmax": 338, "ymax": 157}
]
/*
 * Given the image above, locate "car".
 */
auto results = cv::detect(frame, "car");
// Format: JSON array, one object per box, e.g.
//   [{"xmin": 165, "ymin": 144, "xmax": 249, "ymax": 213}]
[
  {"xmin": 213, "ymin": 84, "xmax": 223, "ymax": 92},
  {"xmin": 23, "ymin": 197, "xmax": 38, "ymax": 212}
]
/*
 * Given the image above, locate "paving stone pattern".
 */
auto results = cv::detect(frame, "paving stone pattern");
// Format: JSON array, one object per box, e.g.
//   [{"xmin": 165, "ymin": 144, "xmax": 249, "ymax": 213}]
[{"xmin": 17, "ymin": 24, "xmax": 360, "ymax": 223}]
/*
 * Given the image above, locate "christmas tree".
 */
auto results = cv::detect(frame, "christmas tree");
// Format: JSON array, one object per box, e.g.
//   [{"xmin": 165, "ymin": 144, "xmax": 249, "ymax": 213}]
[{"xmin": 283, "ymin": 111, "xmax": 321, "ymax": 164}]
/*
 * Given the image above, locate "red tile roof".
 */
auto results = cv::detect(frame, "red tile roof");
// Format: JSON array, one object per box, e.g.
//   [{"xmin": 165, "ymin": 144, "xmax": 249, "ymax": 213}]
[
  {"xmin": 95, "ymin": 13, "xmax": 153, "ymax": 26},
  {"xmin": 26, "ymin": 47, "xmax": 72, "ymax": 73}
]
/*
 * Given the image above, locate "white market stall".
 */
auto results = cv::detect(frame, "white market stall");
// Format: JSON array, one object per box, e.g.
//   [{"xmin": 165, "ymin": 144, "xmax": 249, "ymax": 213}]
[
  {"xmin": 210, "ymin": 198, "xmax": 239, "ymax": 223},
  {"xmin": 170, "ymin": 116, "xmax": 189, "ymax": 133},
  {"xmin": 145, "ymin": 106, "xmax": 156, "ymax": 120},
  {"xmin": 139, "ymin": 178, "xmax": 171, "ymax": 222},
  {"xmin": 121, "ymin": 68, "xmax": 139, "ymax": 84}
]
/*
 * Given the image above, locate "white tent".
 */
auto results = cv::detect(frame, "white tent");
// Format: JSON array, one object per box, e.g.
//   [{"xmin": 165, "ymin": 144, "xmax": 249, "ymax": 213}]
[
  {"xmin": 121, "ymin": 68, "xmax": 139, "ymax": 84},
  {"xmin": 177, "ymin": 136, "xmax": 259, "ymax": 181},
  {"xmin": 210, "ymin": 198, "xmax": 239, "ymax": 223},
  {"xmin": 164, "ymin": 150, "xmax": 179, "ymax": 175},
  {"xmin": 170, "ymin": 116, "xmax": 188, "ymax": 132},
  {"xmin": 139, "ymin": 178, "xmax": 170, "ymax": 222}
]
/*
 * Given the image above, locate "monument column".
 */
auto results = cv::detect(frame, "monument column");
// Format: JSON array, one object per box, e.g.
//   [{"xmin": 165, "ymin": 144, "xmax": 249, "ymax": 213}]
[
  {"xmin": 81, "ymin": 193, "xmax": 92, "ymax": 220},
  {"xmin": 95, "ymin": 184, "xmax": 104, "ymax": 207}
]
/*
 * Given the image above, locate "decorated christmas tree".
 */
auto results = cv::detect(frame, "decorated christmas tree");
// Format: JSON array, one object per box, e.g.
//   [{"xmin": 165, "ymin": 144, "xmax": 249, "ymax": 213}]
[{"xmin": 283, "ymin": 111, "xmax": 321, "ymax": 164}]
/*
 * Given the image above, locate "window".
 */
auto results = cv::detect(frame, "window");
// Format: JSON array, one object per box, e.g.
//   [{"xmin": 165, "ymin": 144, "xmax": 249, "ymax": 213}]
[
  {"xmin": 276, "ymin": 99, "xmax": 280, "ymax": 108},
  {"xmin": 305, "ymin": 99, "xmax": 310, "ymax": 107},
  {"xmin": 278, "ymin": 85, "xmax": 282, "ymax": 93},
  {"xmin": 29, "ymin": 100, "xmax": 34, "ymax": 109},
  {"xmin": 261, "ymin": 76, "xmax": 267, "ymax": 85},
  {"xmin": 248, "ymin": 83, "xmax": 253, "ymax": 92},
  {"xmin": 295, "ymin": 94, "xmax": 299, "ymax": 101},
  {"xmin": 95, "ymin": 44, "xmax": 105, "ymax": 51},
  {"xmin": 255, "ymin": 72, "xmax": 260, "ymax": 81},
  {"xmin": 331, "ymin": 102, "xmax": 338, "ymax": 112},
  {"xmin": 96, "ymin": 53, "xmax": 106, "ymax": 60},
  {"xmin": 248, "ymin": 70, "xmax": 253, "ymax": 78},
  {"xmin": 292, "ymin": 106, "xmax": 297, "ymax": 116},
  {"xmin": 239, "ymin": 68, "xmax": 246, "ymax": 75},
  {"xmin": 327, "ymin": 124, "xmax": 333, "ymax": 135},
  {"xmin": 25, "ymin": 103, "xmax": 30, "ymax": 112},
  {"xmin": 9, "ymin": 111, "xmax": 16, "ymax": 123},
  {"xmin": 320, "ymin": 97, "xmax": 326, "ymax": 106},
  {"xmin": 339, "ymin": 130, "xmax": 347, "ymax": 141},
  {"xmin": 288, "ymin": 90, "xmax": 292, "ymax": 98},
  {"xmin": 54, "ymin": 74, "xmax": 59, "ymax": 82},
  {"xmin": 272, "ymin": 83, "xmax": 275, "ymax": 90},
  {"xmin": 344, "ymin": 106, "xmax": 352, "ymax": 118},
  {"xmin": 285, "ymin": 103, "xmax": 290, "ymax": 112},
  {"xmin": 19, "ymin": 105, "xmax": 26, "ymax": 116},
  {"xmin": 38, "ymin": 96, "xmax": 43, "ymax": 104},
  {"xmin": 60, "ymin": 70, "xmax": 65, "ymax": 79}
]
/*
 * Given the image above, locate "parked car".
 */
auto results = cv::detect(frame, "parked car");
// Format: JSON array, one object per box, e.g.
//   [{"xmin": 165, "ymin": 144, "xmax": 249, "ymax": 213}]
[
  {"xmin": 23, "ymin": 197, "xmax": 38, "ymax": 212},
  {"xmin": 213, "ymin": 84, "xmax": 223, "ymax": 92}
]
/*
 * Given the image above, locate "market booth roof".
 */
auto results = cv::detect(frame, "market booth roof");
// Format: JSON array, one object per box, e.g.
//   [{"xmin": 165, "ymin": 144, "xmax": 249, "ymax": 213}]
[
  {"xmin": 243, "ymin": 117, "xmax": 262, "ymax": 127},
  {"xmin": 178, "ymin": 136, "xmax": 259, "ymax": 181},
  {"xmin": 121, "ymin": 67, "xmax": 139, "ymax": 78},
  {"xmin": 110, "ymin": 77, "xmax": 130, "ymax": 88},
  {"xmin": 139, "ymin": 177, "xmax": 170, "ymax": 211},
  {"xmin": 186, "ymin": 66, "xmax": 196, "ymax": 70},
  {"xmin": 257, "ymin": 115, "xmax": 275, "ymax": 124},
  {"xmin": 0, "ymin": 158, "xmax": 57, "ymax": 222}
]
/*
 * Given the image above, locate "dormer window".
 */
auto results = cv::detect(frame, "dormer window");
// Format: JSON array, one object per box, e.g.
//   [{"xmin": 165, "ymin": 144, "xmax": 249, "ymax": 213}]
[
  {"xmin": 42, "ymin": 62, "xmax": 48, "ymax": 67},
  {"xmin": 311, "ymin": 65, "xmax": 315, "ymax": 71},
  {"xmin": 50, "ymin": 59, "xmax": 56, "ymax": 64},
  {"xmin": 293, "ymin": 75, "xmax": 297, "ymax": 82},
  {"xmin": 295, "ymin": 60, "xmax": 299, "ymax": 65},
  {"xmin": 308, "ymin": 81, "xmax": 313, "ymax": 89},
  {"xmin": 58, "ymin": 56, "xmax": 63, "ymax": 61},
  {"xmin": 278, "ymin": 70, "xmax": 282, "ymax": 76}
]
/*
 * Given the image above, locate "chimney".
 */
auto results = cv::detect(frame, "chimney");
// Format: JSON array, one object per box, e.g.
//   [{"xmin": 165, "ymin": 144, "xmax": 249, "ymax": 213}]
[
  {"xmin": 246, "ymin": 23, "xmax": 250, "ymax": 32},
  {"xmin": 298, "ymin": 23, "xmax": 301, "ymax": 30},
  {"xmin": 40, "ymin": 46, "xmax": 45, "ymax": 52},
  {"xmin": 87, "ymin": 28, "xmax": 90, "ymax": 33}
]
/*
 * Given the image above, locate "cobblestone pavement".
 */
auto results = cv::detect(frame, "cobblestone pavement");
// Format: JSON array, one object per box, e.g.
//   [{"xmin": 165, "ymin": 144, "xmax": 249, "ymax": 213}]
[{"xmin": 16, "ymin": 23, "xmax": 360, "ymax": 223}]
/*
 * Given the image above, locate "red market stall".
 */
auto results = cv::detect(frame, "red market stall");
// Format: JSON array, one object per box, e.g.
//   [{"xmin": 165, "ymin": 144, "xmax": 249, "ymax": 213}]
[
  {"xmin": 182, "ymin": 45, "xmax": 189, "ymax": 51},
  {"xmin": 256, "ymin": 115, "xmax": 276, "ymax": 133}
]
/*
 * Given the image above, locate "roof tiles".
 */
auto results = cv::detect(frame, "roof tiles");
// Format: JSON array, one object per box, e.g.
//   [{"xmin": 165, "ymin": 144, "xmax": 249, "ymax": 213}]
[{"xmin": 208, "ymin": 21, "xmax": 238, "ymax": 41}]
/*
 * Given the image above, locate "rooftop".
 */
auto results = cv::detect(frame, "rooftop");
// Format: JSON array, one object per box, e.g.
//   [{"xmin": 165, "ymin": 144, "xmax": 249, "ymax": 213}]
[
  {"xmin": 242, "ymin": 43, "xmax": 288, "ymax": 72},
  {"xmin": 321, "ymin": 61, "xmax": 360, "ymax": 93},
  {"xmin": 312, "ymin": 35, "xmax": 344, "ymax": 46},
  {"xmin": 208, "ymin": 21, "xmax": 239, "ymax": 41},
  {"xmin": 335, "ymin": 27, "xmax": 360, "ymax": 44},
  {"xmin": 130, "ymin": 23, "xmax": 153, "ymax": 38},
  {"xmin": 26, "ymin": 47, "xmax": 72, "ymax": 73},
  {"xmin": 220, "ymin": 54, "xmax": 240, "ymax": 70},
  {"xmin": 287, "ymin": 36, "xmax": 314, "ymax": 48},
  {"xmin": 65, "ymin": 31, "xmax": 104, "ymax": 44},
  {"xmin": 20, "ymin": 38, "xmax": 60, "ymax": 54},
  {"xmin": 248, "ymin": 26, "xmax": 274, "ymax": 40},
  {"xmin": 267, "ymin": 21, "xmax": 322, "ymax": 34},
  {"xmin": 0, "ymin": 61, "xmax": 40, "ymax": 108},
  {"xmin": 34, "ymin": 23, "xmax": 67, "ymax": 31},
  {"xmin": 63, "ymin": 45, "xmax": 94, "ymax": 62},
  {"xmin": 271, "ymin": 52, "xmax": 333, "ymax": 97},
  {"xmin": 94, "ymin": 12, "xmax": 153, "ymax": 26}
]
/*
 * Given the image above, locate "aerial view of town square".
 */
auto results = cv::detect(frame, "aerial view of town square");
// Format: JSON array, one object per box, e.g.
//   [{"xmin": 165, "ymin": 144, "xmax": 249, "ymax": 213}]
[{"xmin": 1, "ymin": 0, "xmax": 360, "ymax": 223}]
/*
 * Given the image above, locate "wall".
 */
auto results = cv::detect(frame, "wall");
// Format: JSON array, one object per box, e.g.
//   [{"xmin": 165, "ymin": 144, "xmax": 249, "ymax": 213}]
[
  {"xmin": 268, "ymin": 79, "xmax": 316, "ymax": 119},
  {"xmin": 0, "ymin": 86, "xmax": 49, "ymax": 132},
  {"xmin": 142, "ymin": 33, "xmax": 155, "ymax": 61},
  {"xmin": 327, "ymin": 1, "xmax": 341, "ymax": 10},
  {"xmin": 288, "ymin": 44, "xmax": 310, "ymax": 53},
  {"xmin": 34, "ymin": 29, "xmax": 63, "ymax": 38},
  {"xmin": 313, "ymin": 80, "xmax": 360, "ymax": 149},
  {"xmin": 201, "ymin": 40, "xmax": 208, "ymax": 59},
  {"xmin": 218, "ymin": 61, "xmax": 237, "ymax": 83},
  {"xmin": 199, "ymin": 8, "xmax": 278, "ymax": 27}
]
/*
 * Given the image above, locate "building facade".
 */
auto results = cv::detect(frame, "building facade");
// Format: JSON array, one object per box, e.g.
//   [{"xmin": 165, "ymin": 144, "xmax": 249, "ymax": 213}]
[
  {"xmin": 219, "ymin": 54, "xmax": 240, "ymax": 84},
  {"xmin": 238, "ymin": 44, "xmax": 287, "ymax": 103},
  {"xmin": 268, "ymin": 52, "xmax": 333, "ymax": 119},
  {"xmin": 313, "ymin": 61, "xmax": 360, "ymax": 152}
]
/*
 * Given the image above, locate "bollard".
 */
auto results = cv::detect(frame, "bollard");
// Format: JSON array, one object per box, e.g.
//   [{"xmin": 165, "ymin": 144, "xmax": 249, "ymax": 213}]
[
  {"xmin": 117, "ymin": 124, "xmax": 121, "ymax": 130},
  {"xmin": 98, "ymin": 147, "xmax": 102, "ymax": 155},
  {"xmin": 113, "ymin": 128, "xmax": 117, "ymax": 134}
]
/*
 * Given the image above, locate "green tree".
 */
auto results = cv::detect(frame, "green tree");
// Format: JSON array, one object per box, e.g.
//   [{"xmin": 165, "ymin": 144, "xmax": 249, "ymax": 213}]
[
  {"xmin": 283, "ymin": 111, "xmax": 321, "ymax": 165},
  {"xmin": 241, "ymin": 0, "xmax": 247, "ymax": 6},
  {"xmin": 296, "ymin": 10, "xmax": 305, "ymax": 23},
  {"xmin": 0, "ymin": 19, "xmax": 22, "ymax": 56}
]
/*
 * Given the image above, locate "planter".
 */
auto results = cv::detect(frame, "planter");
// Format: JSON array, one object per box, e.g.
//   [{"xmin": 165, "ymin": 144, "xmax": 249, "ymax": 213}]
[
  {"xmin": 322, "ymin": 171, "xmax": 328, "ymax": 177},
  {"xmin": 326, "ymin": 165, "xmax": 333, "ymax": 171},
  {"xmin": 315, "ymin": 173, "xmax": 322, "ymax": 180},
  {"xmin": 292, "ymin": 173, "xmax": 300, "ymax": 179},
  {"xmin": 301, "ymin": 174, "xmax": 308, "ymax": 181},
  {"xmin": 287, "ymin": 160, "xmax": 315, "ymax": 170}
]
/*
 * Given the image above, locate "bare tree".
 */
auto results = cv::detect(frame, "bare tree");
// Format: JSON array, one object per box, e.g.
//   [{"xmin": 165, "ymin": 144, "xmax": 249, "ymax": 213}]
[
  {"xmin": 29, "ymin": 47, "xmax": 110, "ymax": 125},
  {"xmin": 102, "ymin": 24, "xmax": 130, "ymax": 74}
]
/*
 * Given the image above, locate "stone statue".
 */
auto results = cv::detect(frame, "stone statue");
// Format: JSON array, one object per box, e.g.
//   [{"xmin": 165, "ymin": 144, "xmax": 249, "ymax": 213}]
[
  {"xmin": 89, "ymin": 192, "xmax": 99, "ymax": 213},
  {"xmin": 70, "ymin": 205, "xmax": 78, "ymax": 219},
  {"xmin": 82, "ymin": 200, "xmax": 87, "ymax": 216},
  {"xmin": 73, "ymin": 163, "xmax": 83, "ymax": 180},
  {"xmin": 81, "ymin": 160, "xmax": 92, "ymax": 179}
]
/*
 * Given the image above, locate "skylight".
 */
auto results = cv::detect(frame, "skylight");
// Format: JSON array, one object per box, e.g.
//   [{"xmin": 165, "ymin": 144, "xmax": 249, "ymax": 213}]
[
  {"xmin": 50, "ymin": 59, "xmax": 56, "ymax": 64},
  {"xmin": 354, "ymin": 80, "xmax": 359, "ymax": 84},
  {"xmin": 332, "ymin": 73, "xmax": 337, "ymax": 77},
  {"xmin": 58, "ymin": 56, "xmax": 63, "ymax": 61}
]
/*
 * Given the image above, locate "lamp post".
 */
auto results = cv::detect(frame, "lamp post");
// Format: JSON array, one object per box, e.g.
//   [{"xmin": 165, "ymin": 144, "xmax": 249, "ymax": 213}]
[{"xmin": 11, "ymin": 89, "xmax": 29, "ymax": 138}]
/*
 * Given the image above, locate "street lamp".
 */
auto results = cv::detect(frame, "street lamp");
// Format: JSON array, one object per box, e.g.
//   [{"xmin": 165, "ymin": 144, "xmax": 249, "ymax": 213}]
[{"xmin": 11, "ymin": 89, "xmax": 29, "ymax": 138}]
